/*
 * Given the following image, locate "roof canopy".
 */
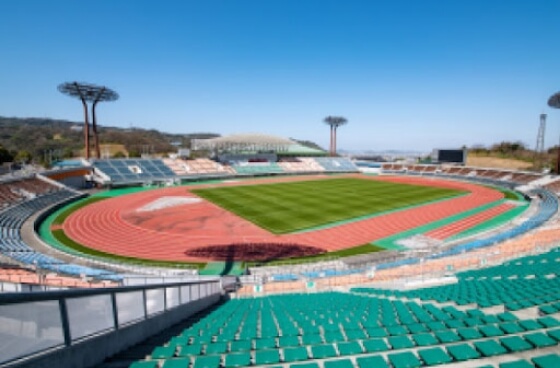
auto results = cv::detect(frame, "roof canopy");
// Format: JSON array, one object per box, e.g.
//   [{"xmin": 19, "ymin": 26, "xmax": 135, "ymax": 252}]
[{"xmin": 192, "ymin": 134, "xmax": 296, "ymax": 152}]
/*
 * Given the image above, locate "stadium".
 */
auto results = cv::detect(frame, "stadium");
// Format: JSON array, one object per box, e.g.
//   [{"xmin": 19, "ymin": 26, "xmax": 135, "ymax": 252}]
[{"xmin": 1, "ymin": 130, "xmax": 560, "ymax": 368}]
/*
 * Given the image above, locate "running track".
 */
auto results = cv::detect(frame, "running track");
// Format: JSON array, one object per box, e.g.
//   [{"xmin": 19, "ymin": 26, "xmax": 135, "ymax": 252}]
[{"xmin": 62, "ymin": 175, "xmax": 504, "ymax": 262}]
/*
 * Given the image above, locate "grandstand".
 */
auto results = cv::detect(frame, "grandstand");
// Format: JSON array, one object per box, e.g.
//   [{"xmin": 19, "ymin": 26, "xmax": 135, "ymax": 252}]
[{"xmin": 3, "ymin": 133, "xmax": 560, "ymax": 368}]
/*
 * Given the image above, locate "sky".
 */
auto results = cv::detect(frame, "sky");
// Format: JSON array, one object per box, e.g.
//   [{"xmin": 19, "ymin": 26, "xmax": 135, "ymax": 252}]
[{"xmin": 1, "ymin": 0, "xmax": 559, "ymax": 153}]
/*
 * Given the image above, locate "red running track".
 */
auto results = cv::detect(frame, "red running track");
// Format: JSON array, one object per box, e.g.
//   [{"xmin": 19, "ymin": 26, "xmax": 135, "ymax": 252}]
[{"xmin": 62, "ymin": 175, "xmax": 504, "ymax": 262}]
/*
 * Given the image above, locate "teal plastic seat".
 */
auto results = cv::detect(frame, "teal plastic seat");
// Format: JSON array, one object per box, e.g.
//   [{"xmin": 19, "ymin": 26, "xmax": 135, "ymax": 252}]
[
  {"xmin": 193, "ymin": 355, "xmax": 221, "ymax": 368},
  {"xmin": 417, "ymin": 347, "xmax": 452, "ymax": 366},
  {"xmin": 151, "ymin": 345, "xmax": 176, "ymax": 359},
  {"xmin": 278, "ymin": 335, "xmax": 300, "ymax": 348},
  {"xmin": 412, "ymin": 333, "xmax": 438, "ymax": 346},
  {"xmin": 474, "ymin": 340, "xmax": 507, "ymax": 357},
  {"xmin": 479, "ymin": 324, "xmax": 504, "ymax": 337},
  {"xmin": 205, "ymin": 342, "xmax": 228, "ymax": 354},
  {"xmin": 323, "ymin": 359, "xmax": 354, "ymax": 368},
  {"xmin": 499, "ymin": 335, "xmax": 532, "ymax": 352},
  {"xmin": 255, "ymin": 337, "xmax": 276, "ymax": 349},
  {"xmin": 547, "ymin": 327, "xmax": 560, "ymax": 342},
  {"xmin": 161, "ymin": 358, "xmax": 192, "ymax": 368},
  {"xmin": 289, "ymin": 363, "xmax": 319, "ymax": 368},
  {"xmin": 129, "ymin": 361, "xmax": 158, "ymax": 368},
  {"xmin": 311, "ymin": 344, "xmax": 337, "ymax": 359},
  {"xmin": 434, "ymin": 330, "xmax": 461, "ymax": 343},
  {"xmin": 362, "ymin": 338, "xmax": 389, "ymax": 353},
  {"xmin": 499, "ymin": 360, "xmax": 534, "ymax": 368},
  {"xmin": 224, "ymin": 352, "xmax": 251, "ymax": 368},
  {"xmin": 301, "ymin": 334, "xmax": 323, "ymax": 345},
  {"xmin": 230, "ymin": 340, "xmax": 252, "ymax": 352},
  {"xmin": 177, "ymin": 344, "xmax": 201, "ymax": 357},
  {"xmin": 532, "ymin": 353, "xmax": 560, "ymax": 368},
  {"xmin": 524, "ymin": 332, "xmax": 557, "ymax": 348},
  {"xmin": 356, "ymin": 355, "xmax": 389, "ymax": 368},
  {"xmin": 388, "ymin": 351, "xmax": 422, "ymax": 368},
  {"xmin": 388, "ymin": 335, "xmax": 414, "ymax": 349},
  {"xmin": 283, "ymin": 346, "xmax": 309, "ymax": 362},
  {"xmin": 255, "ymin": 349, "xmax": 280, "ymax": 365},
  {"xmin": 336, "ymin": 341, "xmax": 363, "ymax": 355},
  {"xmin": 457, "ymin": 327, "xmax": 482, "ymax": 340},
  {"xmin": 446, "ymin": 343, "xmax": 481, "ymax": 361}
]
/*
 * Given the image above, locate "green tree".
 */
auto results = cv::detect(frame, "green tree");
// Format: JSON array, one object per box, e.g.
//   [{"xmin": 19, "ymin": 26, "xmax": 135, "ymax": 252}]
[{"xmin": 15, "ymin": 150, "xmax": 32, "ymax": 164}]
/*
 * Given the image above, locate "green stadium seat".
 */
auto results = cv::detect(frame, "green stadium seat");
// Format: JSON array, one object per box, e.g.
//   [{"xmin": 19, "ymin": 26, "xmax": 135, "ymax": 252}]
[
  {"xmin": 499, "ymin": 360, "xmax": 534, "ymax": 368},
  {"xmin": 524, "ymin": 332, "xmax": 557, "ymax": 348},
  {"xmin": 161, "ymin": 358, "xmax": 192, "ymax": 368},
  {"xmin": 362, "ymin": 338, "xmax": 389, "ymax": 353},
  {"xmin": 388, "ymin": 335, "xmax": 414, "ymax": 349},
  {"xmin": 356, "ymin": 355, "xmax": 390, "ymax": 368},
  {"xmin": 518, "ymin": 319, "xmax": 543, "ymax": 331},
  {"xmin": 547, "ymin": 327, "xmax": 560, "ymax": 341},
  {"xmin": 323, "ymin": 359, "xmax": 354, "ymax": 368},
  {"xmin": 497, "ymin": 312, "xmax": 518, "ymax": 322},
  {"xmin": 387, "ymin": 325, "xmax": 409, "ymax": 336},
  {"xmin": 412, "ymin": 333, "xmax": 438, "ymax": 346},
  {"xmin": 224, "ymin": 352, "xmax": 251, "ymax": 368},
  {"xmin": 255, "ymin": 337, "xmax": 277, "ymax": 349},
  {"xmin": 278, "ymin": 335, "xmax": 301, "ymax": 348},
  {"xmin": 193, "ymin": 355, "xmax": 221, "ymax": 368},
  {"xmin": 177, "ymin": 344, "xmax": 201, "ymax": 357},
  {"xmin": 387, "ymin": 351, "xmax": 422, "ymax": 368},
  {"xmin": 301, "ymin": 334, "xmax": 323, "ymax": 345},
  {"xmin": 537, "ymin": 316, "xmax": 560, "ymax": 328},
  {"xmin": 446, "ymin": 343, "xmax": 481, "ymax": 361},
  {"xmin": 499, "ymin": 322, "xmax": 525, "ymax": 334},
  {"xmin": 151, "ymin": 345, "xmax": 176, "ymax": 359},
  {"xmin": 283, "ymin": 346, "xmax": 309, "ymax": 363},
  {"xmin": 336, "ymin": 341, "xmax": 363, "ymax": 355},
  {"xmin": 344, "ymin": 328, "xmax": 367, "ymax": 340},
  {"xmin": 311, "ymin": 344, "xmax": 337, "ymax": 359},
  {"xmin": 532, "ymin": 354, "xmax": 560, "ymax": 368},
  {"xmin": 289, "ymin": 363, "xmax": 319, "ymax": 368},
  {"xmin": 417, "ymin": 347, "xmax": 452, "ymax": 366},
  {"xmin": 230, "ymin": 340, "xmax": 252, "ymax": 352},
  {"xmin": 324, "ymin": 331, "xmax": 346, "ymax": 343},
  {"xmin": 129, "ymin": 361, "xmax": 158, "ymax": 368},
  {"xmin": 254, "ymin": 349, "xmax": 280, "ymax": 365},
  {"xmin": 205, "ymin": 341, "xmax": 228, "ymax": 354},
  {"xmin": 367, "ymin": 327, "xmax": 388, "ymax": 338},
  {"xmin": 434, "ymin": 330, "xmax": 461, "ymax": 343},
  {"xmin": 425, "ymin": 321, "xmax": 447, "ymax": 331},
  {"xmin": 457, "ymin": 327, "xmax": 483, "ymax": 340},
  {"xmin": 479, "ymin": 324, "xmax": 505, "ymax": 337},
  {"xmin": 499, "ymin": 335, "xmax": 533, "ymax": 352},
  {"xmin": 474, "ymin": 340, "xmax": 507, "ymax": 357},
  {"xmin": 407, "ymin": 323, "xmax": 429, "ymax": 334},
  {"xmin": 539, "ymin": 305, "xmax": 558, "ymax": 315}
]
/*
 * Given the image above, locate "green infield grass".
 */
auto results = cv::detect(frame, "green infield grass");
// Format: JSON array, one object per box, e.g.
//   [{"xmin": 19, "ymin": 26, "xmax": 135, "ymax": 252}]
[{"xmin": 192, "ymin": 177, "xmax": 465, "ymax": 234}]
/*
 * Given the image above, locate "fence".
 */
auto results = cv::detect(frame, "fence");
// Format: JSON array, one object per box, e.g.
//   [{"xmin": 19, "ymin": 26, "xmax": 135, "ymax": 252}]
[{"xmin": 0, "ymin": 279, "xmax": 221, "ymax": 367}]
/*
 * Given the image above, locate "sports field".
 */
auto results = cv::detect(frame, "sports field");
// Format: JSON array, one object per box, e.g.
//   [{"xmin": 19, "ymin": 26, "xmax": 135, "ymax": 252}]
[{"xmin": 192, "ymin": 178, "xmax": 465, "ymax": 234}]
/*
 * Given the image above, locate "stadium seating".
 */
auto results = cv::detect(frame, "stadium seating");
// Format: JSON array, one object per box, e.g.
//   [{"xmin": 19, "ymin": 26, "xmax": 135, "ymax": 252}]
[
  {"xmin": 230, "ymin": 162, "xmax": 284, "ymax": 175},
  {"xmin": 91, "ymin": 159, "xmax": 176, "ymax": 183},
  {"xmin": 0, "ymin": 178, "xmax": 122, "ymax": 282},
  {"xmin": 313, "ymin": 157, "xmax": 359, "ymax": 172},
  {"xmin": 129, "ymin": 290, "xmax": 560, "ymax": 368}
]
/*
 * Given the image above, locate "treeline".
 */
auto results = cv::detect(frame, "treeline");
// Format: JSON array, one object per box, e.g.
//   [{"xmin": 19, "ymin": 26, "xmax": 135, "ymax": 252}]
[{"xmin": 0, "ymin": 116, "xmax": 216, "ymax": 165}]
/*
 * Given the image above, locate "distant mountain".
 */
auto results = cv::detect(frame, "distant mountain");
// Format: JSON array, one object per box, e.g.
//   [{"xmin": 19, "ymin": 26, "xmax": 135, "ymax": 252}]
[{"xmin": 0, "ymin": 116, "xmax": 218, "ymax": 163}]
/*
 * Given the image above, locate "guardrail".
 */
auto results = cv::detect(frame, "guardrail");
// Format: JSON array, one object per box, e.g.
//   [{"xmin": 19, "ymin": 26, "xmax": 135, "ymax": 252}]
[{"xmin": 0, "ymin": 279, "xmax": 221, "ymax": 367}]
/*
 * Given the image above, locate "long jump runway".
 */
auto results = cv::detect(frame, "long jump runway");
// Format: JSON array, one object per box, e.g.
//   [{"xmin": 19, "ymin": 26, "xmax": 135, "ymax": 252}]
[{"xmin": 62, "ymin": 175, "xmax": 503, "ymax": 262}]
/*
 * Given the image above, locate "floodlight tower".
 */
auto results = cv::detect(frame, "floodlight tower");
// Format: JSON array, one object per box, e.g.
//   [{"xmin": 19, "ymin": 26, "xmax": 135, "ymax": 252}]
[
  {"xmin": 534, "ymin": 114, "xmax": 547, "ymax": 169},
  {"xmin": 547, "ymin": 92, "xmax": 560, "ymax": 173},
  {"xmin": 58, "ymin": 82, "xmax": 119, "ymax": 160},
  {"xmin": 323, "ymin": 116, "xmax": 348, "ymax": 156}
]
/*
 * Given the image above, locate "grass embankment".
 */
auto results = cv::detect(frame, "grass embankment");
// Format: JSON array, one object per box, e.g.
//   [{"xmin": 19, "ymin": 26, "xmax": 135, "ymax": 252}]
[{"xmin": 192, "ymin": 178, "xmax": 465, "ymax": 234}]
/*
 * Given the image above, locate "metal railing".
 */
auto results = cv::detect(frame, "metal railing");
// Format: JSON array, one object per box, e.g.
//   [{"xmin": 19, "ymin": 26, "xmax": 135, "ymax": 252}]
[{"xmin": 0, "ymin": 279, "xmax": 221, "ymax": 366}]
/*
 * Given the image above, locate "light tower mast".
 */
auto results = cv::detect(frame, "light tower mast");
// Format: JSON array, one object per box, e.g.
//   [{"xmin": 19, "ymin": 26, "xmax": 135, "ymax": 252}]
[{"xmin": 534, "ymin": 114, "xmax": 547, "ymax": 169}]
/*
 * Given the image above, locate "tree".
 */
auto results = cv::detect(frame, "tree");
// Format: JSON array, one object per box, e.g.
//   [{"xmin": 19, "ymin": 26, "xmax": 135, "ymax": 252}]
[
  {"xmin": 0, "ymin": 145, "xmax": 13, "ymax": 163},
  {"xmin": 323, "ymin": 116, "xmax": 348, "ymax": 156},
  {"xmin": 14, "ymin": 150, "xmax": 32, "ymax": 164}
]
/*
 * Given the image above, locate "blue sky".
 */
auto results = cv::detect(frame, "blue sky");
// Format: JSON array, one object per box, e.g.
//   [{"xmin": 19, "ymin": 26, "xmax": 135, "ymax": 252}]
[{"xmin": 1, "ymin": 1, "xmax": 559, "ymax": 152}]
